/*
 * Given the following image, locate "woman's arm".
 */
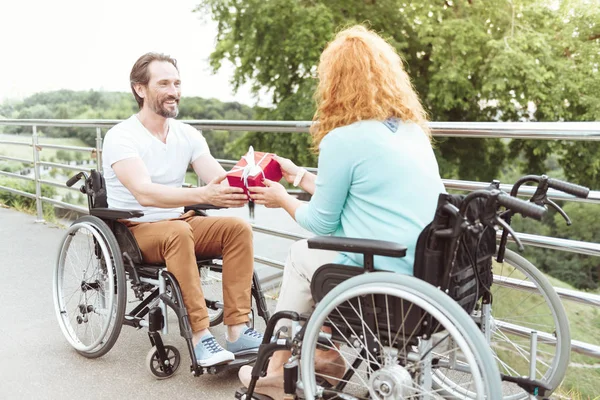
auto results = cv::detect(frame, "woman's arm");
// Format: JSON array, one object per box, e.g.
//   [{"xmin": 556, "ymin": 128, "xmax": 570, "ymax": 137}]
[
  {"xmin": 250, "ymin": 132, "xmax": 353, "ymax": 235},
  {"xmin": 294, "ymin": 135, "xmax": 353, "ymax": 235}
]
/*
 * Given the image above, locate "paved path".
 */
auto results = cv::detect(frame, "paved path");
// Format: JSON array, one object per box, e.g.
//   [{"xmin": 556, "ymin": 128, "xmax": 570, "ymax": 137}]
[{"xmin": 0, "ymin": 205, "xmax": 310, "ymax": 400}]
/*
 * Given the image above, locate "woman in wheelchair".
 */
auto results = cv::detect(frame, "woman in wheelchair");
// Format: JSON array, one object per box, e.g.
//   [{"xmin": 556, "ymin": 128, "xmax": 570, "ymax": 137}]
[{"xmin": 244, "ymin": 25, "xmax": 446, "ymax": 397}]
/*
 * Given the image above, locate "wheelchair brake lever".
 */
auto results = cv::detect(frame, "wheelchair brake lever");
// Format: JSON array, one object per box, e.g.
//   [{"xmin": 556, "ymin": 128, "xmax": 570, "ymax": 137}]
[
  {"xmin": 545, "ymin": 198, "xmax": 572, "ymax": 226},
  {"xmin": 273, "ymin": 326, "xmax": 288, "ymax": 341},
  {"xmin": 494, "ymin": 216, "xmax": 525, "ymax": 252}
]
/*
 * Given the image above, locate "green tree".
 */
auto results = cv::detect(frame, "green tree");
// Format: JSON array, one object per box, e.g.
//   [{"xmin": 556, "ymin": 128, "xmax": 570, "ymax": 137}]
[{"xmin": 198, "ymin": 0, "xmax": 600, "ymax": 182}]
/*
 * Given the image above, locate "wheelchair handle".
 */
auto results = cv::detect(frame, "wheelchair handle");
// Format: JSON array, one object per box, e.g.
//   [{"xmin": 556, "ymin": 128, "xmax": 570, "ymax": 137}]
[
  {"xmin": 66, "ymin": 172, "xmax": 86, "ymax": 187},
  {"xmin": 547, "ymin": 178, "xmax": 590, "ymax": 199},
  {"xmin": 497, "ymin": 194, "xmax": 546, "ymax": 221}
]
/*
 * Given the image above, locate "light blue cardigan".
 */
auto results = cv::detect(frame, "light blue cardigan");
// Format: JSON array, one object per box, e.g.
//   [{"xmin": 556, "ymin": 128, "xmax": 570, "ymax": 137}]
[{"xmin": 295, "ymin": 119, "xmax": 446, "ymax": 274}]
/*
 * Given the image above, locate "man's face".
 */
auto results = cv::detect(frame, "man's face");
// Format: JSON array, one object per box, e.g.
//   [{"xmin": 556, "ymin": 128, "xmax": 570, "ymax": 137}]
[{"xmin": 140, "ymin": 61, "xmax": 181, "ymax": 118}]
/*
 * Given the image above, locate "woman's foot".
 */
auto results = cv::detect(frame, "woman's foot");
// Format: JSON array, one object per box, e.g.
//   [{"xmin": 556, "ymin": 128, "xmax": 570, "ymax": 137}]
[
  {"xmin": 238, "ymin": 365, "xmax": 285, "ymax": 400},
  {"xmin": 315, "ymin": 350, "xmax": 346, "ymax": 386}
]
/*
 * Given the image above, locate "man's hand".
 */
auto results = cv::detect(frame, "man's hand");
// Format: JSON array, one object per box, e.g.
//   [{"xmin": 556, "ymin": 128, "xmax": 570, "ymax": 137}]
[
  {"xmin": 248, "ymin": 179, "xmax": 289, "ymax": 208},
  {"xmin": 203, "ymin": 175, "xmax": 248, "ymax": 208},
  {"xmin": 274, "ymin": 155, "xmax": 300, "ymax": 185}
]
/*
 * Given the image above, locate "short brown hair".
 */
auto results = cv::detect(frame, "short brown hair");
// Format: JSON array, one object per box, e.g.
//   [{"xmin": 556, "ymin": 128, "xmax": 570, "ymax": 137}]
[{"xmin": 129, "ymin": 52, "xmax": 178, "ymax": 109}]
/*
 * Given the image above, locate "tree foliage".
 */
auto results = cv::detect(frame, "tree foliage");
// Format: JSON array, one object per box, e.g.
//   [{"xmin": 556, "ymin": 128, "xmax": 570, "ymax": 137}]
[
  {"xmin": 0, "ymin": 90, "xmax": 255, "ymax": 159},
  {"xmin": 198, "ymin": 0, "xmax": 600, "ymax": 183}
]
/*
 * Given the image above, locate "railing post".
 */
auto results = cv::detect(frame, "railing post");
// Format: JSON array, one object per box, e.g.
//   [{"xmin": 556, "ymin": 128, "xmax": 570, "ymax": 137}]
[
  {"xmin": 31, "ymin": 126, "xmax": 44, "ymax": 223},
  {"xmin": 95, "ymin": 127, "xmax": 103, "ymax": 173}
]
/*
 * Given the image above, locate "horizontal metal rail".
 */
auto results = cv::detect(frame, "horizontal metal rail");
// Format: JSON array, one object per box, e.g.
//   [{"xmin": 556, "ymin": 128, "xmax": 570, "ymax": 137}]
[
  {"xmin": 0, "ymin": 139, "xmax": 30, "ymax": 146},
  {"xmin": 0, "ymin": 155, "xmax": 33, "ymax": 164},
  {"xmin": 0, "ymin": 184, "xmax": 36, "ymax": 199},
  {"xmin": 2, "ymin": 119, "xmax": 600, "ymax": 140},
  {"xmin": 0, "ymin": 170, "xmax": 35, "ymax": 181},
  {"xmin": 251, "ymin": 224, "xmax": 309, "ymax": 241},
  {"xmin": 38, "ymin": 161, "xmax": 92, "ymax": 173},
  {"xmin": 254, "ymin": 255, "xmax": 285, "ymax": 270},
  {"xmin": 503, "ymin": 231, "xmax": 600, "ymax": 257},
  {"xmin": 37, "ymin": 143, "xmax": 97, "ymax": 153},
  {"xmin": 494, "ymin": 275, "xmax": 600, "ymax": 307},
  {"xmin": 40, "ymin": 196, "xmax": 87, "ymax": 214},
  {"xmin": 38, "ymin": 179, "xmax": 85, "ymax": 192},
  {"xmin": 496, "ymin": 320, "xmax": 600, "ymax": 358}
]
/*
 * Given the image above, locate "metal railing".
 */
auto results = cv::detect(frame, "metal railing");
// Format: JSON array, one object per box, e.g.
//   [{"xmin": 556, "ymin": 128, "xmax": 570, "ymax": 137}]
[{"xmin": 1, "ymin": 118, "xmax": 600, "ymax": 359}]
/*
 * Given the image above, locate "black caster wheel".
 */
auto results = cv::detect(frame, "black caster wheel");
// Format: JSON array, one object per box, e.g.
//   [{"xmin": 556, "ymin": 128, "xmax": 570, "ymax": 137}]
[{"xmin": 146, "ymin": 345, "xmax": 181, "ymax": 379}]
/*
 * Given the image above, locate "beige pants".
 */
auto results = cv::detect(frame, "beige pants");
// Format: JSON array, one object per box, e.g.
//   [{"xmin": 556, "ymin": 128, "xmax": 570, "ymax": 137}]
[
  {"xmin": 275, "ymin": 239, "xmax": 338, "ymax": 335},
  {"xmin": 122, "ymin": 211, "xmax": 254, "ymax": 332}
]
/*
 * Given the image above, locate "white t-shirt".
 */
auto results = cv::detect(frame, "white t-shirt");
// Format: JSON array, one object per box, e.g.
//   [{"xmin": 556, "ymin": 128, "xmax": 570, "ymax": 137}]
[{"xmin": 102, "ymin": 115, "xmax": 210, "ymax": 222}]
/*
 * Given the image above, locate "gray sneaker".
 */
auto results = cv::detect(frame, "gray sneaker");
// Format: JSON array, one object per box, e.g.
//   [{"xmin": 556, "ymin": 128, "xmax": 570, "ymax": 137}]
[
  {"xmin": 194, "ymin": 334, "xmax": 235, "ymax": 367},
  {"xmin": 226, "ymin": 327, "xmax": 263, "ymax": 355}
]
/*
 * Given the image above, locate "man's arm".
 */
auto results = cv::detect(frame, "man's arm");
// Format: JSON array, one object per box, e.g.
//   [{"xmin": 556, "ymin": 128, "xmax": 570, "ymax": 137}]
[
  {"xmin": 191, "ymin": 153, "xmax": 228, "ymax": 184},
  {"xmin": 112, "ymin": 157, "xmax": 247, "ymax": 208}
]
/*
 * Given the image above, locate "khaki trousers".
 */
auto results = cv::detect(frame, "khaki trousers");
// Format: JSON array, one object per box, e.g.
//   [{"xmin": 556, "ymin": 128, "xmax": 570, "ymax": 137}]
[
  {"xmin": 122, "ymin": 211, "xmax": 254, "ymax": 331},
  {"xmin": 275, "ymin": 239, "xmax": 338, "ymax": 335}
]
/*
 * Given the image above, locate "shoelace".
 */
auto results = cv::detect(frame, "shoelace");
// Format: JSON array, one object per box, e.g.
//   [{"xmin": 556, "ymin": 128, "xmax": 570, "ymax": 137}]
[
  {"xmin": 244, "ymin": 328, "xmax": 263, "ymax": 339},
  {"xmin": 201, "ymin": 336, "xmax": 225, "ymax": 354}
]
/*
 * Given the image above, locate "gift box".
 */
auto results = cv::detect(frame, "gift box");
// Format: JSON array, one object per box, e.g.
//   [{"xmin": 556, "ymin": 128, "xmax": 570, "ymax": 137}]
[{"xmin": 227, "ymin": 146, "xmax": 283, "ymax": 193}]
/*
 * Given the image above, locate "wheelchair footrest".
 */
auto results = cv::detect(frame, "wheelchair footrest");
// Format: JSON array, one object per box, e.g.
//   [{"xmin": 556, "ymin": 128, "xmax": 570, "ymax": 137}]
[
  {"xmin": 500, "ymin": 374, "xmax": 551, "ymax": 397},
  {"xmin": 235, "ymin": 387, "xmax": 273, "ymax": 400},
  {"xmin": 202, "ymin": 353, "xmax": 258, "ymax": 375}
]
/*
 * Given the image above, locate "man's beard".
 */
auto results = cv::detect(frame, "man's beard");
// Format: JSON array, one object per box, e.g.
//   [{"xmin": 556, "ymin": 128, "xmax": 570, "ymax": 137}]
[{"xmin": 149, "ymin": 94, "xmax": 179, "ymax": 118}]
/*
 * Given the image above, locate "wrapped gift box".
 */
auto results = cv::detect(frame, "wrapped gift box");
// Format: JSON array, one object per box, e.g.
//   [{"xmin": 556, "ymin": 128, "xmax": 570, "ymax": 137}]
[{"xmin": 227, "ymin": 146, "xmax": 283, "ymax": 193}]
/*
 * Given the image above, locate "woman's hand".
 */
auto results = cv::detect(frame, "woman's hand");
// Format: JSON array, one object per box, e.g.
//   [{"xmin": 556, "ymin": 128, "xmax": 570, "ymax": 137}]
[
  {"xmin": 248, "ymin": 179, "xmax": 289, "ymax": 208},
  {"xmin": 274, "ymin": 155, "xmax": 300, "ymax": 184}
]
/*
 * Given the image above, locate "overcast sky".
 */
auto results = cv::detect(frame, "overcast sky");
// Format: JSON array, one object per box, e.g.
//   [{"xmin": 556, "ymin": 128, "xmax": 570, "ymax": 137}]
[{"xmin": 0, "ymin": 0, "xmax": 262, "ymax": 106}]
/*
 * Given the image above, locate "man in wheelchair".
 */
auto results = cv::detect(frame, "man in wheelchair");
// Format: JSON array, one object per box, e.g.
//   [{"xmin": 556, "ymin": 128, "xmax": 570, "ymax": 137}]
[{"xmin": 101, "ymin": 52, "xmax": 262, "ymax": 366}]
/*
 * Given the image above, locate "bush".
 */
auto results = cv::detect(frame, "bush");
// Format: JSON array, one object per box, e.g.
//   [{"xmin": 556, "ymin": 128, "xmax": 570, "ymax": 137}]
[{"xmin": 0, "ymin": 177, "xmax": 57, "ymax": 221}]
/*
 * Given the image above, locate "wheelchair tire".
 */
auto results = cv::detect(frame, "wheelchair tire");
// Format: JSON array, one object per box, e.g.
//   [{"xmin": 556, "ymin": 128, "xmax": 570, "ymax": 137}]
[
  {"xmin": 146, "ymin": 345, "xmax": 181, "ymax": 379},
  {"xmin": 300, "ymin": 272, "xmax": 503, "ymax": 400},
  {"xmin": 487, "ymin": 248, "xmax": 570, "ymax": 398},
  {"xmin": 53, "ymin": 216, "xmax": 127, "ymax": 359}
]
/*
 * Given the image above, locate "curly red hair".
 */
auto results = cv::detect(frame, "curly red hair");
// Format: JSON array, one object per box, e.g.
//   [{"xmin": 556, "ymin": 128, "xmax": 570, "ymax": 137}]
[{"xmin": 311, "ymin": 25, "xmax": 430, "ymax": 150}]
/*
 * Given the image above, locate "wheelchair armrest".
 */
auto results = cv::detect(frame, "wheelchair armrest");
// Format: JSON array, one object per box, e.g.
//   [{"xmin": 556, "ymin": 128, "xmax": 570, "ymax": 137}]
[
  {"xmin": 307, "ymin": 236, "xmax": 407, "ymax": 258},
  {"xmin": 90, "ymin": 207, "xmax": 144, "ymax": 220},
  {"xmin": 184, "ymin": 204, "xmax": 224, "ymax": 212}
]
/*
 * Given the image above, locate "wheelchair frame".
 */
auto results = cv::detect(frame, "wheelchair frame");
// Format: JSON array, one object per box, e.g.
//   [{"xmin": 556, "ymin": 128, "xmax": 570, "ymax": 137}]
[
  {"xmin": 53, "ymin": 170, "xmax": 271, "ymax": 378},
  {"xmin": 237, "ymin": 176, "xmax": 588, "ymax": 400}
]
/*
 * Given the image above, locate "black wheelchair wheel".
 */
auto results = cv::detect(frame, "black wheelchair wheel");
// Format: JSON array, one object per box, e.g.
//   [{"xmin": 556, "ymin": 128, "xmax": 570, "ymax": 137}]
[
  {"xmin": 53, "ymin": 216, "xmax": 127, "ymax": 358},
  {"xmin": 146, "ymin": 345, "xmax": 181, "ymax": 379}
]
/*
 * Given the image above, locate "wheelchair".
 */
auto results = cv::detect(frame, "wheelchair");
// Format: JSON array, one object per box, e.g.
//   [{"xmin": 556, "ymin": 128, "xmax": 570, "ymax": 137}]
[
  {"xmin": 237, "ymin": 176, "xmax": 589, "ymax": 400},
  {"xmin": 52, "ymin": 170, "xmax": 271, "ymax": 378}
]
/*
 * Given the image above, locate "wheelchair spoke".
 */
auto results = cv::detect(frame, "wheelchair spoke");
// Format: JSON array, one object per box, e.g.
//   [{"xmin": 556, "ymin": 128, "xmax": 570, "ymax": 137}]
[
  {"xmin": 54, "ymin": 220, "xmax": 126, "ymax": 356},
  {"xmin": 326, "ymin": 315, "xmax": 376, "ymax": 385}
]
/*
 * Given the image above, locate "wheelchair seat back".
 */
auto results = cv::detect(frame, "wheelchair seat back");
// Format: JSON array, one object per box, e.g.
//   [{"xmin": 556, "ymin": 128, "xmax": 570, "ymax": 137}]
[
  {"xmin": 413, "ymin": 192, "xmax": 496, "ymax": 314},
  {"xmin": 84, "ymin": 170, "xmax": 144, "ymax": 264}
]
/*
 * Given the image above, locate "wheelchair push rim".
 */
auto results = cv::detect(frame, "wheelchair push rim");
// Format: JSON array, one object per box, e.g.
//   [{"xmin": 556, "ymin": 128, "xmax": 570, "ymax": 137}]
[
  {"xmin": 53, "ymin": 221, "xmax": 121, "ymax": 353},
  {"xmin": 300, "ymin": 273, "xmax": 503, "ymax": 400}
]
